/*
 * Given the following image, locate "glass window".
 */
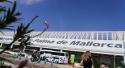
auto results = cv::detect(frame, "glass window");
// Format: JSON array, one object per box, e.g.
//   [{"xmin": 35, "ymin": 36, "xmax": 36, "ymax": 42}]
[
  {"xmin": 103, "ymin": 33, "xmax": 107, "ymax": 40},
  {"xmin": 98, "ymin": 32, "xmax": 102, "ymax": 40},
  {"xmin": 108, "ymin": 32, "xmax": 112, "ymax": 40},
  {"xmin": 94, "ymin": 32, "xmax": 97, "ymax": 40}
]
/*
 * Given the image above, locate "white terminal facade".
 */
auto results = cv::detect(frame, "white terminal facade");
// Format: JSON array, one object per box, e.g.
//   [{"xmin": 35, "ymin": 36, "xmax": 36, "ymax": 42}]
[
  {"xmin": 0, "ymin": 31, "xmax": 125, "ymax": 64},
  {"xmin": 0, "ymin": 31, "xmax": 125, "ymax": 67}
]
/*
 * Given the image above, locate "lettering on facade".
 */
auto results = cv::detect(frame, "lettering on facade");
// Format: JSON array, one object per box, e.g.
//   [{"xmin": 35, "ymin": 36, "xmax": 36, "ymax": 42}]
[
  {"xmin": 0, "ymin": 37, "xmax": 123, "ymax": 49},
  {"xmin": 34, "ymin": 39, "xmax": 55, "ymax": 43},
  {"xmin": 70, "ymin": 41, "xmax": 122, "ymax": 48}
]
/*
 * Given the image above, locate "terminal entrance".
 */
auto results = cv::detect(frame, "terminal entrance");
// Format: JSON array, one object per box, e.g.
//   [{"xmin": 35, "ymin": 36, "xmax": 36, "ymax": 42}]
[{"xmin": 0, "ymin": 43, "xmax": 124, "ymax": 68}]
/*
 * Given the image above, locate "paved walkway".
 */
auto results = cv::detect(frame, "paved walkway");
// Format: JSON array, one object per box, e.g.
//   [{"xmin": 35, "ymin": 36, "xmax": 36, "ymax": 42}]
[{"xmin": 2, "ymin": 53, "xmax": 75, "ymax": 68}]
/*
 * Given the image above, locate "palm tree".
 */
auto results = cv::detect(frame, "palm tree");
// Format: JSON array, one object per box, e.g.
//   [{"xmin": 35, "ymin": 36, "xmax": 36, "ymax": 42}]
[
  {"xmin": 0, "ymin": 1, "xmax": 21, "ymax": 67},
  {"xmin": 0, "ymin": 1, "xmax": 49, "ymax": 67},
  {"xmin": 10, "ymin": 16, "xmax": 38, "ymax": 50},
  {"xmin": 0, "ymin": 0, "xmax": 21, "ymax": 53},
  {"xmin": 0, "ymin": 0, "xmax": 49, "ymax": 53},
  {"xmin": 0, "ymin": 1, "xmax": 21, "ymax": 30},
  {"xmin": 0, "ymin": 16, "xmax": 37, "ymax": 54}
]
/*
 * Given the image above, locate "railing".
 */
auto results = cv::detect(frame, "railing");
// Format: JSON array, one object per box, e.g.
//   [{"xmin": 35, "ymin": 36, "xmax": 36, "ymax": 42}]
[
  {"xmin": 30, "ymin": 31, "xmax": 125, "ymax": 40},
  {"xmin": 1, "ymin": 31, "xmax": 125, "ymax": 40}
]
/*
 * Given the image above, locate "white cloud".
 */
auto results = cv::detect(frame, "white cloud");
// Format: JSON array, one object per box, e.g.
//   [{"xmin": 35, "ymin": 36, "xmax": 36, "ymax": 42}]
[{"xmin": 19, "ymin": 0, "xmax": 44, "ymax": 5}]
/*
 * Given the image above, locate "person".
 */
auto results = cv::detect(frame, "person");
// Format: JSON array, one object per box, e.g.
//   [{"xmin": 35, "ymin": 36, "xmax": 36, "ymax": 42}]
[
  {"xmin": 31, "ymin": 50, "xmax": 38, "ymax": 61},
  {"xmin": 100, "ymin": 63, "xmax": 109, "ymax": 68},
  {"xmin": 18, "ymin": 59, "xmax": 28, "ymax": 68},
  {"xmin": 70, "ymin": 54, "xmax": 75, "ymax": 67},
  {"xmin": 80, "ymin": 51, "xmax": 93, "ymax": 68},
  {"xmin": 18, "ymin": 52, "xmax": 29, "ymax": 68},
  {"xmin": 100, "ymin": 63, "xmax": 106, "ymax": 68}
]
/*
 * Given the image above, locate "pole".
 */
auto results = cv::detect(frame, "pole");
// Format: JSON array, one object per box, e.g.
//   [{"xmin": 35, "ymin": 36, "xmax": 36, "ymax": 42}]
[
  {"xmin": 31, "ymin": 63, "xmax": 34, "ymax": 68},
  {"xmin": 31, "ymin": 59, "xmax": 34, "ymax": 68},
  {"xmin": 51, "ymin": 55, "xmax": 53, "ymax": 68},
  {"xmin": 10, "ymin": 44, "xmax": 13, "ymax": 49},
  {"xmin": 0, "ymin": 43, "xmax": 2, "ymax": 48},
  {"xmin": 123, "ymin": 42, "xmax": 125, "ymax": 64},
  {"xmin": 114, "ymin": 55, "xmax": 115, "ymax": 68},
  {"xmin": 124, "ymin": 51, "xmax": 125, "ymax": 64},
  {"xmin": 23, "ymin": 46, "xmax": 26, "ymax": 52},
  {"xmin": 40, "ymin": 47, "xmax": 42, "ymax": 51}
]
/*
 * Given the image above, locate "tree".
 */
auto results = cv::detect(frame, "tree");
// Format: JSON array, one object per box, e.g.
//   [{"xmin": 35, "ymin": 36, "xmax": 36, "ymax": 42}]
[
  {"xmin": 0, "ymin": 0, "xmax": 48, "ymax": 54},
  {"xmin": 0, "ymin": 0, "xmax": 32, "ymax": 54},
  {"xmin": 0, "ymin": 0, "xmax": 49, "ymax": 67},
  {"xmin": 0, "ymin": 0, "xmax": 20, "ymax": 32}
]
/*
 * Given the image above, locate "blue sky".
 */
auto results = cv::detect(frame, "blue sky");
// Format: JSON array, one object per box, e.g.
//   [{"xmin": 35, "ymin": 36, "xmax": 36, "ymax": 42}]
[{"xmin": 10, "ymin": 0, "xmax": 125, "ymax": 31}]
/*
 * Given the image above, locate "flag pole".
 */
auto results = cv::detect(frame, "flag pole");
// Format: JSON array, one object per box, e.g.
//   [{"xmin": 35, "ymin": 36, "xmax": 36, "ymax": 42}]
[
  {"xmin": 114, "ymin": 55, "xmax": 115, "ymax": 68},
  {"xmin": 31, "ymin": 20, "xmax": 49, "ymax": 38},
  {"xmin": 123, "ymin": 41, "xmax": 125, "ymax": 64}
]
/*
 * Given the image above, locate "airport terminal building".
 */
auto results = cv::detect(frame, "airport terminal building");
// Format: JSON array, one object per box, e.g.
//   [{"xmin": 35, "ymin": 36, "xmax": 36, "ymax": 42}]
[{"xmin": 0, "ymin": 31, "xmax": 125, "ymax": 67}]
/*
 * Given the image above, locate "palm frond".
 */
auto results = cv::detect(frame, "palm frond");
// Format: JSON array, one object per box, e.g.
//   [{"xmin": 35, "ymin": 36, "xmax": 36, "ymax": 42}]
[
  {"xmin": 0, "ymin": 6, "xmax": 6, "ymax": 12},
  {"xmin": 2, "ymin": 27, "xmax": 14, "ymax": 30},
  {"xmin": 0, "ymin": 1, "xmax": 34, "ymax": 54},
  {"xmin": 0, "ymin": 0, "xmax": 7, "ymax": 2},
  {"xmin": 27, "ymin": 29, "xmax": 34, "ymax": 34},
  {"xmin": 25, "ymin": 16, "xmax": 38, "ymax": 31},
  {"xmin": 7, "ymin": 25, "xmax": 14, "ymax": 27},
  {"xmin": 0, "ymin": 0, "xmax": 12, "ymax": 3},
  {"xmin": 11, "ymin": 1, "xmax": 16, "ymax": 15},
  {"xmin": 0, "ymin": 1, "xmax": 20, "ymax": 30}
]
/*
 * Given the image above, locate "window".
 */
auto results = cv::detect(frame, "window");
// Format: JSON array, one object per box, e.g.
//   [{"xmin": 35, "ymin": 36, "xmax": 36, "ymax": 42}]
[
  {"xmin": 98, "ymin": 32, "xmax": 102, "ymax": 40},
  {"xmin": 108, "ymin": 32, "xmax": 112, "ymax": 40},
  {"xmin": 103, "ymin": 33, "xmax": 107, "ymax": 40},
  {"xmin": 94, "ymin": 32, "xmax": 97, "ymax": 40}
]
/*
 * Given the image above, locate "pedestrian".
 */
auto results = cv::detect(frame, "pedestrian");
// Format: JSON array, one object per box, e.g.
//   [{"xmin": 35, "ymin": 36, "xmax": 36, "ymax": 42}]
[
  {"xmin": 18, "ymin": 59, "xmax": 28, "ymax": 68},
  {"xmin": 80, "ymin": 51, "xmax": 93, "ymax": 68},
  {"xmin": 70, "ymin": 54, "xmax": 75, "ymax": 67},
  {"xmin": 100, "ymin": 63, "xmax": 109, "ymax": 68},
  {"xmin": 100, "ymin": 63, "xmax": 106, "ymax": 68}
]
